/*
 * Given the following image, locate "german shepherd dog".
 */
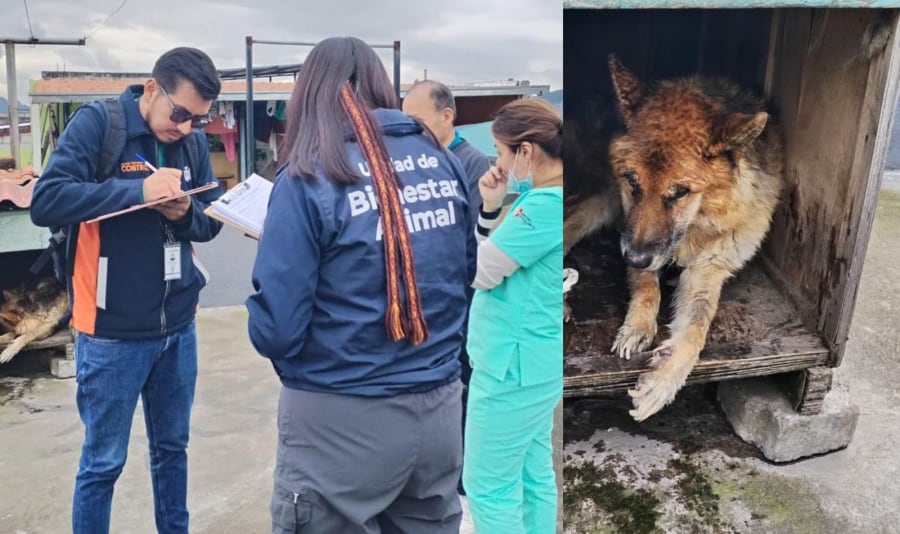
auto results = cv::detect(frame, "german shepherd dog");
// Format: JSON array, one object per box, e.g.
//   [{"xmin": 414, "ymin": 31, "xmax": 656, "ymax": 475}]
[
  {"xmin": 565, "ymin": 56, "xmax": 784, "ymax": 421},
  {"xmin": 0, "ymin": 277, "xmax": 68, "ymax": 364}
]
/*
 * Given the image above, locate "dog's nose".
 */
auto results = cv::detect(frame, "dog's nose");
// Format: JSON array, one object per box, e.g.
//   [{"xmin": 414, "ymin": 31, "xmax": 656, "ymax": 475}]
[{"xmin": 624, "ymin": 250, "xmax": 654, "ymax": 269}]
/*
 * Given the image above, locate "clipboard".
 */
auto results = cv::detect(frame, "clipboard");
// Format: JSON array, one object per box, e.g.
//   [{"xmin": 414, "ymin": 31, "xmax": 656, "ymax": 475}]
[
  {"xmin": 203, "ymin": 174, "xmax": 273, "ymax": 241},
  {"xmin": 86, "ymin": 182, "xmax": 219, "ymax": 224},
  {"xmin": 203, "ymin": 206, "xmax": 261, "ymax": 240}
]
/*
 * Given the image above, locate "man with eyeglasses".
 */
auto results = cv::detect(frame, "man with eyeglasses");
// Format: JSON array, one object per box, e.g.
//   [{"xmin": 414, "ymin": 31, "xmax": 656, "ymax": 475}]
[{"xmin": 30, "ymin": 47, "xmax": 223, "ymax": 534}]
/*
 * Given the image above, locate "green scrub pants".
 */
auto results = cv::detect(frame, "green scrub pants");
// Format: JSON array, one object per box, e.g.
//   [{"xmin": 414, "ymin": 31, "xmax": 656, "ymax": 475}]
[{"xmin": 462, "ymin": 353, "xmax": 561, "ymax": 534}]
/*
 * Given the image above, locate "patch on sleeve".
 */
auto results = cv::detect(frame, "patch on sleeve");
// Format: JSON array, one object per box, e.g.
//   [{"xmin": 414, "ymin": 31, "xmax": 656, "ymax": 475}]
[{"xmin": 514, "ymin": 206, "xmax": 534, "ymax": 228}]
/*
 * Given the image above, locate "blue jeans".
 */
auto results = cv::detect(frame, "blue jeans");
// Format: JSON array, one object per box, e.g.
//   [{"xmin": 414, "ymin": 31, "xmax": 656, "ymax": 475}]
[{"xmin": 72, "ymin": 322, "xmax": 197, "ymax": 534}]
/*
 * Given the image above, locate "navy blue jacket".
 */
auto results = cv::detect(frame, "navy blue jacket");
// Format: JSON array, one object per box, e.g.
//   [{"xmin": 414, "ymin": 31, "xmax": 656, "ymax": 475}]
[
  {"xmin": 30, "ymin": 85, "xmax": 223, "ymax": 339},
  {"xmin": 246, "ymin": 109, "xmax": 476, "ymax": 396}
]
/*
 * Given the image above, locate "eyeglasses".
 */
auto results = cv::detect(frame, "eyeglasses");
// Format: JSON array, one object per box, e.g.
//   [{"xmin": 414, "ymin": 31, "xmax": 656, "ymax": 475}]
[{"xmin": 157, "ymin": 82, "xmax": 213, "ymax": 129}]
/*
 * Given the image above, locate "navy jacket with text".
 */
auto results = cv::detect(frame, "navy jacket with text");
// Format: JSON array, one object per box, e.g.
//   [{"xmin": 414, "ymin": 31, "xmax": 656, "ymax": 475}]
[
  {"xmin": 246, "ymin": 108, "xmax": 476, "ymax": 397},
  {"xmin": 30, "ymin": 85, "xmax": 223, "ymax": 339}
]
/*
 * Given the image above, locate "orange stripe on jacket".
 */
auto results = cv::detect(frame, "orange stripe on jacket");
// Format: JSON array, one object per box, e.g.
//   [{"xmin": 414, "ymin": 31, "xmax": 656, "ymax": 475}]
[{"xmin": 71, "ymin": 222, "xmax": 100, "ymax": 336}]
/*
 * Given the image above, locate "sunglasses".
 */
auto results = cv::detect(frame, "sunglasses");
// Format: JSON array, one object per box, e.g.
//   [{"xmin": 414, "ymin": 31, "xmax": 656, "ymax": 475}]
[{"xmin": 157, "ymin": 82, "xmax": 213, "ymax": 129}]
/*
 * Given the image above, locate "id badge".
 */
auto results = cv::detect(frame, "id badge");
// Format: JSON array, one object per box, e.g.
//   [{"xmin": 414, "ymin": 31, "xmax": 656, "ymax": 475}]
[{"xmin": 164, "ymin": 243, "xmax": 182, "ymax": 281}]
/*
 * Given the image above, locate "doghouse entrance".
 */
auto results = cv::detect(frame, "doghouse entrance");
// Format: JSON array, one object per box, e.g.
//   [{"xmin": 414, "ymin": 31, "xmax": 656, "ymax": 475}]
[
  {"xmin": 563, "ymin": 7, "xmax": 900, "ymax": 397},
  {"xmin": 564, "ymin": 231, "xmax": 830, "ymax": 396},
  {"xmin": 0, "ymin": 243, "xmax": 72, "ymax": 362}
]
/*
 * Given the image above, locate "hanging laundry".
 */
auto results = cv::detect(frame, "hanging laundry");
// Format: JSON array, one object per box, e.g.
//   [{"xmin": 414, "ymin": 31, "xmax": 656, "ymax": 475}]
[
  {"xmin": 204, "ymin": 116, "xmax": 239, "ymax": 163},
  {"xmin": 205, "ymin": 115, "xmax": 236, "ymax": 135},
  {"xmin": 222, "ymin": 131, "xmax": 237, "ymax": 163},
  {"xmin": 269, "ymin": 131, "xmax": 278, "ymax": 162},
  {"xmin": 224, "ymin": 101, "xmax": 236, "ymax": 130}
]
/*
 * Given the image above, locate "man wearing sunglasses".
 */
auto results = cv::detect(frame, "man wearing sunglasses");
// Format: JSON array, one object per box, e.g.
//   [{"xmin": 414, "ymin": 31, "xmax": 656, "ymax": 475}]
[{"xmin": 31, "ymin": 47, "xmax": 223, "ymax": 534}]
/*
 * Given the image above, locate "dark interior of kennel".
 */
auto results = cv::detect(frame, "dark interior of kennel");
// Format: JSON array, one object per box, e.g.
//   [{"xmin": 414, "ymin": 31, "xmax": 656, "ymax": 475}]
[
  {"xmin": 563, "ymin": 7, "xmax": 900, "ymax": 408},
  {"xmin": 0, "ymin": 246, "xmax": 71, "ymax": 352}
]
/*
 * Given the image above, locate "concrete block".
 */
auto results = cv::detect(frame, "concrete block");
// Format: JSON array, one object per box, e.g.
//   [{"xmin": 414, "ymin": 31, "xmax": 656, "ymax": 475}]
[
  {"xmin": 50, "ymin": 357, "xmax": 75, "ymax": 379},
  {"xmin": 717, "ymin": 377, "xmax": 859, "ymax": 463}
]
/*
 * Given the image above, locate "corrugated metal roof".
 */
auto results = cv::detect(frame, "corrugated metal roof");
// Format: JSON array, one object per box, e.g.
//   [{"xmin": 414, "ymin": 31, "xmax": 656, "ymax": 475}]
[
  {"xmin": 217, "ymin": 64, "xmax": 302, "ymax": 80},
  {"xmin": 29, "ymin": 76, "xmax": 549, "ymax": 103},
  {"xmin": 29, "ymin": 78, "xmax": 294, "ymax": 103}
]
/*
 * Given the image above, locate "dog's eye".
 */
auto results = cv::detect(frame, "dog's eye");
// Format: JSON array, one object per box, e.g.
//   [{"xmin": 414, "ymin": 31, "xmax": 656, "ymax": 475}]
[
  {"xmin": 622, "ymin": 171, "xmax": 639, "ymax": 191},
  {"xmin": 668, "ymin": 185, "xmax": 690, "ymax": 201}
]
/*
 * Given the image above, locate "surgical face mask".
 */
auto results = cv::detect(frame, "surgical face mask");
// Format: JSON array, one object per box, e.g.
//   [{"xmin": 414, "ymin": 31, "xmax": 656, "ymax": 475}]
[{"xmin": 506, "ymin": 149, "xmax": 533, "ymax": 195}]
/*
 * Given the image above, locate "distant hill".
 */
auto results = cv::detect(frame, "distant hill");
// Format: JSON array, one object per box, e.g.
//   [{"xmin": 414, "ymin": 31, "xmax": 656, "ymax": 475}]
[
  {"xmin": 542, "ymin": 89, "xmax": 562, "ymax": 104},
  {"xmin": 0, "ymin": 97, "xmax": 30, "ymax": 115},
  {"xmin": 541, "ymin": 89, "xmax": 563, "ymax": 113}
]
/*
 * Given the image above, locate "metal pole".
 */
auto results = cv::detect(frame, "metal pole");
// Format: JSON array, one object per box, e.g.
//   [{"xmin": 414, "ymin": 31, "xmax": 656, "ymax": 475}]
[
  {"xmin": 5, "ymin": 42, "xmax": 20, "ymax": 166},
  {"xmin": 0, "ymin": 36, "xmax": 85, "ymax": 166},
  {"xmin": 393, "ymin": 40, "xmax": 401, "ymax": 100},
  {"xmin": 245, "ymin": 36, "xmax": 254, "ymax": 180},
  {"xmin": 236, "ymin": 37, "xmax": 400, "ymax": 175},
  {"xmin": 251, "ymin": 40, "xmax": 321, "ymax": 46},
  {"xmin": 30, "ymin": 103, "xmax": 41, "ymax": 172},
  {"xmin": 0, "ymin": 37, "xmax": 85, "ymax": 46}
]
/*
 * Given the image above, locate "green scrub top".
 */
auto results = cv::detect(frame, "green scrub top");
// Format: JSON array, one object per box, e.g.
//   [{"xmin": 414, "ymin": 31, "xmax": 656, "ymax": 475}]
[{"xmin": 467, "ymin": 186, "xmax": 564, "ymax": 386}]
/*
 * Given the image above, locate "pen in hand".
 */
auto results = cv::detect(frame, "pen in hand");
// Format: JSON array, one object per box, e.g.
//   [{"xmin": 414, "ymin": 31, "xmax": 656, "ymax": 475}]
[
  {"xmin": 136, "ymin": 153, "xmax": 184, "ymax": 205},
  {"xmin": 135, "ymin": 153, "xmax": 160, "ymax": 173}
]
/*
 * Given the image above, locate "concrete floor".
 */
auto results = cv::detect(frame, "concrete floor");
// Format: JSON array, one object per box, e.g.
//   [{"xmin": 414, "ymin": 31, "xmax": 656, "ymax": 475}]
[
  {"xmin": 0, "ymin": 219, "xmax": 566, "ymax": 533},
  {"xmin": 0, "ymin": 304, "xmax": 494, "ymax": 533},
  {"xmin": 563, "ymin": 189, "xmax": 900, "ymax": 533},
  {"xmin": 0, "ymin": 307, "xmax": 280, "ymax": 533}
]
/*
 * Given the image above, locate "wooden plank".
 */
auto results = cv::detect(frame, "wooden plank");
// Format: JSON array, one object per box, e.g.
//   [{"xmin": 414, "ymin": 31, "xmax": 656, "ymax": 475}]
[
  {"xmin": 763, "ymin": 9, "xmax": 900, "ymax": 367},
  {"xmin": 0, "ymin": 210, "xmax": 49, "ymax": 253},
  {"xmin": 830, "ymin": 11, "xmax": 900, "ymax": 366},
  {"xmin": 0, "ymin": 328, "xmax": 72, "ymax": 353},
  {"xmin": 784, "ymin": 366, "xmax": 833, "ymax": 415},
  {"xmin": 763, "ymin": 10, "xmax": 783, "ymax": 98},
  {"xmin": 565, "ymin": 335, "xmax": 829, "ymax": 396}
]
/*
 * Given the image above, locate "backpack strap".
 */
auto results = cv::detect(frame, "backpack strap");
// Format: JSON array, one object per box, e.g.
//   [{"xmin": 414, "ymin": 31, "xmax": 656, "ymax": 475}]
[
  {"xmin": 65, "ymin": 99, "xmax": 126, "ymax": 277},
  {"xmin": 29, "ymin": 98, "xmax": 127, "ymax": 279},
  {"xmin": 97, "ymin": 99, "xmax": 127, "ymax": 182}
]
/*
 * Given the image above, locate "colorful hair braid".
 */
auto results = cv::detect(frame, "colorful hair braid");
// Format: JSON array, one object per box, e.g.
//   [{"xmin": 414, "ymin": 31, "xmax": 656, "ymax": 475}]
[{"xmin": 339, "ymin": 83, "xmax": 429, "ymax": 345}]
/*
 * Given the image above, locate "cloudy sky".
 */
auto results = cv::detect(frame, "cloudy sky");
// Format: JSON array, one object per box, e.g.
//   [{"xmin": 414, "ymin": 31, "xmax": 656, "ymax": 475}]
[{"xmin": 0, "ymin": 0, "xmax": 562, "ymax": 103}]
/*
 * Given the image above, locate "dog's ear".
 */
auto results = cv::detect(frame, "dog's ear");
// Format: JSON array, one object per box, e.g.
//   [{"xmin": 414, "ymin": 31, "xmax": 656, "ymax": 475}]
[
  {"xmin": 608, "ymin": 54, "xmax": 644, "ymax": 127},
  {"xmin": 706, "ymin": 112, "xmax": 768, "ymax": 157},
  {"xmin": 2, "ymin": 290, "xmax": 15, "ymax": 302}
]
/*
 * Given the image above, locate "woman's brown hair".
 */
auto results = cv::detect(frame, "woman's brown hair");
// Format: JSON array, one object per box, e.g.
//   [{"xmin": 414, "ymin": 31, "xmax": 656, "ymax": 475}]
[
  {"xmin": 281, "ymin": 36, "xmax": 429, "ymax": 345},
  {"xmin": 491, "ymin": 98, "xmax": 563, "ymax": 159}
]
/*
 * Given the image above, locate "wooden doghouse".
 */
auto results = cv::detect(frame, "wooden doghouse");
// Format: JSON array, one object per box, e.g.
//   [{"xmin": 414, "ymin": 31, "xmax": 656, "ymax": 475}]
[{"xmin": 563, "ymin": 2, "xmax": 900, "ymax": 415}]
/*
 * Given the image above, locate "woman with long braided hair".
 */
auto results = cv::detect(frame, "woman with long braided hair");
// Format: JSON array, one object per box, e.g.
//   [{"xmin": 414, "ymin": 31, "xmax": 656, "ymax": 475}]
[{"xmin": 246, "ymin": 37, "xmax": 474, "ymax": 533}]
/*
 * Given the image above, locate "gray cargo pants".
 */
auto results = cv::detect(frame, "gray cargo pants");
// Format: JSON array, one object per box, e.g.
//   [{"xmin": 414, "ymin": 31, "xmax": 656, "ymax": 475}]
[{"xmin": 271, "ymin": 380, "xmax": 463, "ymax": 533}]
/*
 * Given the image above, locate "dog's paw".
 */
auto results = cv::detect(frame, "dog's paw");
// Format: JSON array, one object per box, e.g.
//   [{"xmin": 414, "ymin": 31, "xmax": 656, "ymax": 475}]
[
  {"xmin": 612, "ymin": 320, "xmax": 657, "ymax": 360},
  {"xmin": 0, "ymin": 347, "xmax": 16, "ymax": 364},
  {"xmin": 627, "ymin": 368, "xmax": 684, "ymax": 422},
  {"xmin": 563, "ymin": 301, "xmax": 573, "ymax": 323},
  {"xmin": 626, "ymin": 350, "xmax": 692, "ymax": 421}
]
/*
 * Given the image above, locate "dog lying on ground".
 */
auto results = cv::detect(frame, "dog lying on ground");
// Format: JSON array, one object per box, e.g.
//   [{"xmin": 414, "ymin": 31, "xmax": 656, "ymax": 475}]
[
  {"xmin": 0, "ymin": 277, "xmax": 69, "ymax": 364},
  {"xmin": 565, "ymin": 55, "xmax": 784, "ymax": 421}
]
